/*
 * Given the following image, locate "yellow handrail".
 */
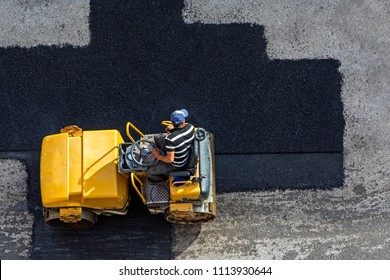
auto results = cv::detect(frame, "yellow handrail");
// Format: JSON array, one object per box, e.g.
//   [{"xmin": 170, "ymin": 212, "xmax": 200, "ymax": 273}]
[
  {"xmin": 126, "ymin": 122, "xmax": 144, "ymax": 143},
  {"xmin": 172, "ymin": 180, "xmax": 192, "ymax": 188},
  {"xmin": 161, "ymin": 120, "xmax": 173, "ymax": 127},
  {"xmin": 130, "ymin": 173, "xmax": 146, "ymax": 204}
]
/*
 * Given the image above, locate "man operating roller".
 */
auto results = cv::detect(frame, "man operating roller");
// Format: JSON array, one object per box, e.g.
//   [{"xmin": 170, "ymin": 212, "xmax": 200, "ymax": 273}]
[{"xmin": 147, "ymin": 109, "xmax": 195, "ymax": 183}]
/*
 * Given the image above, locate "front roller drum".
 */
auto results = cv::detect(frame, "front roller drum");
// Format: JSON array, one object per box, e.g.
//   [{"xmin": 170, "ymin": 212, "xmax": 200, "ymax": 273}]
[
  {"xmin": 44, "ymin": 208, "xmax": 97, "ymax": 229},
  {"xmin": 165, "ymin": 202, "xmax": 216, "ymax": 224}
]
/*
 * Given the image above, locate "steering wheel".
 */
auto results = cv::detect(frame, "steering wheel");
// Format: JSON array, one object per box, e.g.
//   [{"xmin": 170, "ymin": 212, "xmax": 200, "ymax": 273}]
[{"xmin": 129, "ymin": 140, "xmax": 158, "ymax": 167}]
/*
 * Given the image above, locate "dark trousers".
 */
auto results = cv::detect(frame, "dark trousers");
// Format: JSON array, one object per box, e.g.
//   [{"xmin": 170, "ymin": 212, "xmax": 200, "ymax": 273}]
[
  {"xmin": 146, "ymin": 134, "xmax": 178, "ymax": 182},
  {"xmin": 146, "ymin": 161, "xmax": 177, "ymax": 182}
]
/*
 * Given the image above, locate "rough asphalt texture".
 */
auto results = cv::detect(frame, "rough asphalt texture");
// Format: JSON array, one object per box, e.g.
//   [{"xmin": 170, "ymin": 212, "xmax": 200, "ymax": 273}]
[
  {"xmin": 1, "ymin": 0, "xmax": 389, "ymax": 259},
  {"xmin": 0, "ymin": 0, "xmax": 90, "ymax": 48},
  {"xmin": 0, "ymin": 160, "xmax": 33, "ymax": 260},
  {"xmin": 0, "ymin": 0, "xmax": 343, "ymax": 155},
  {"xmin": 175, "ymin": 0, "xmax": 390, "ymax": 259}
]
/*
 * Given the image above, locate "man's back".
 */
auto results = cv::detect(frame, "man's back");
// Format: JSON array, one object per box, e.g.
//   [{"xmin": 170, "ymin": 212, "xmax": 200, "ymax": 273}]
[{"xmin": 165, "ymin": 123, "xmax": 195, "ymax": 168}]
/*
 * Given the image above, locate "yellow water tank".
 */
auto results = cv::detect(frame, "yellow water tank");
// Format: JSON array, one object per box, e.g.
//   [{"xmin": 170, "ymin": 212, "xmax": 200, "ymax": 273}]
[{"xmin": 40, "ymin": 129, "xmax": 128, "ymax": 210}]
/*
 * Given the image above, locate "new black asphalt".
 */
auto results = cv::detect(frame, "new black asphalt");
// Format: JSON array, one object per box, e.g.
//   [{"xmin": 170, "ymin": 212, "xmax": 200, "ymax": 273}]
[
  {"xmin": 0, "ymin": 1, "xmax": 344, "ymax": 259},
  {"xmin": 0, "ymin": 0, "xmax": 344, "ymax": 187},
  {"xmin": 0, "ymin": 0, "xmax": 343, "ymax": 154}
]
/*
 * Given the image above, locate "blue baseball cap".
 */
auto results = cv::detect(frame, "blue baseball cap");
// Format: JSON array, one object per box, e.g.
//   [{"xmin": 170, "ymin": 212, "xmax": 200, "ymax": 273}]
[{"xmin": 170, "ymin": 109, "xmax": 189, "ymax": 125}]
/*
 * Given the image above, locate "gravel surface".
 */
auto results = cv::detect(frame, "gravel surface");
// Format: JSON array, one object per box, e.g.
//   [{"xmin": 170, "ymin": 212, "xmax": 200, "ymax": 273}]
[{"xmin": 0, "ymin": 160, "xmax": 33, "ymax": 259}]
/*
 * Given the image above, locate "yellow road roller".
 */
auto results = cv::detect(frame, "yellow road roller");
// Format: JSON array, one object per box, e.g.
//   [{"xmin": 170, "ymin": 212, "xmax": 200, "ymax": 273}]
[{"xmin": 40, "ymin": 122, "xmax": 216, "ymax": 228}]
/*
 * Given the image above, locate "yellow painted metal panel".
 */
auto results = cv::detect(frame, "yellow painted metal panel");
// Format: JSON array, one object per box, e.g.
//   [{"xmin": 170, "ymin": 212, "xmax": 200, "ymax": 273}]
[
  {"xmin": 60, "ymin": 207, "xmax": 82, "ymax": 223},
  {"xmin": 82, "ymin": 130, "xmax": 128, "ymax": 209},
  {"xmin": 41, "ymin": 129, "xmax": 128, "ymax": 210},
  {"xmin": 170, "ymin": 181, "xmax": 200, "ymax": 201},
  {"xmin": 68, "ymin": 137, "xmax": 83, "ymax": 202},
  {"xmin": 40, "ymin": 133, "xmax": 72, "ymax": 207},
  {"xmin": 170, "ymin": 203, "xmax": 194, "ymax": 213}
]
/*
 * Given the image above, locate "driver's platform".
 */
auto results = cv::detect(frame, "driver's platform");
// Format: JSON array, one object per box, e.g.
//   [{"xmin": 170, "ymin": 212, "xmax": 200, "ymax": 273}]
[
  {"xmin": 143, "ymin": 180, "xmax": 170, "ymax": 205},
  {"xmin": 140, "ymin": 133, "xmax": 170, "ymax": 205},
  {"xmin": 117, "ymin": 133, "xmax": 171, "ymax": 205}
]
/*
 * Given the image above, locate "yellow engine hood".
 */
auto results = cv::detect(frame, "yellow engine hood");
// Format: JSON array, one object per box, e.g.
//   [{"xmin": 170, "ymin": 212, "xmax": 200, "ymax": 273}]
[{"xmin": 40, "ymin": 129, "xmax": 128, "ymax": 209}]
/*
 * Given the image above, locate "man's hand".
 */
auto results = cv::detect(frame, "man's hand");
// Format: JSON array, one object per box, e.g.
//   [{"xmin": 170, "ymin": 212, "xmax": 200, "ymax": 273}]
[
  {"xmin": 151, "ymin": 149, "xmax": 161, "ymax": 159},
  {"xmin": 165, "ymin": 125, "xmax": 174, "ymax": 133}
]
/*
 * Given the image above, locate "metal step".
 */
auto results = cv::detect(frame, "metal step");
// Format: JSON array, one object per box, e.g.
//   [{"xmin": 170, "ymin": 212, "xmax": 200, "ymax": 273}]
[{"xmin": 143, "ymin": 180, "xmax": 170, "ymax": 205}]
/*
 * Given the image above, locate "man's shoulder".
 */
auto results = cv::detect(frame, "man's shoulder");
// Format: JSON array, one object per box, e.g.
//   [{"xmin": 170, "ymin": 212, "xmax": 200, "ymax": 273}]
[
  {"xmin": 184, "ymin": 123, "xmax": 194, "ymax": 130},
  {"xmin": 178, "ymin": 123, "xmax": 194, "ymax": 134},
  {"xmin": 166, "ymin": 123, "xmax": 194, "ymax": 140}
]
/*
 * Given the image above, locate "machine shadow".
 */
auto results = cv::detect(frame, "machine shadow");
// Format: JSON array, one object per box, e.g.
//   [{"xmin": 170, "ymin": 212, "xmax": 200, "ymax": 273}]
[
  {"xmin": 170, "ymin": 224, "xmax": 202, "ymax": 259},
  {"xmin": 31, "ymin": 180, "xmax": 172, "ymax": 260}
]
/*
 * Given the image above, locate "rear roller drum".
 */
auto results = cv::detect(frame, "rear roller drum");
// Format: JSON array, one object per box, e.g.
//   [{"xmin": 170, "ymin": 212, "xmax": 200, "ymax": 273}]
[
  {"xmin": 165, "ymin": 207, "xmax": 216, "ymax": 224},
  {"xmin": 44, "ymin": 209, "xmax": 97, "ymax": 229}
]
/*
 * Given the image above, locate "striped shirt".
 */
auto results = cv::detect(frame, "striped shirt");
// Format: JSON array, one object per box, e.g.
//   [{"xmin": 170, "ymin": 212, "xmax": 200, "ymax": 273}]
[{"xmin": 165, "ymin": 123, "xmax": 195, "ymax": 168}]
